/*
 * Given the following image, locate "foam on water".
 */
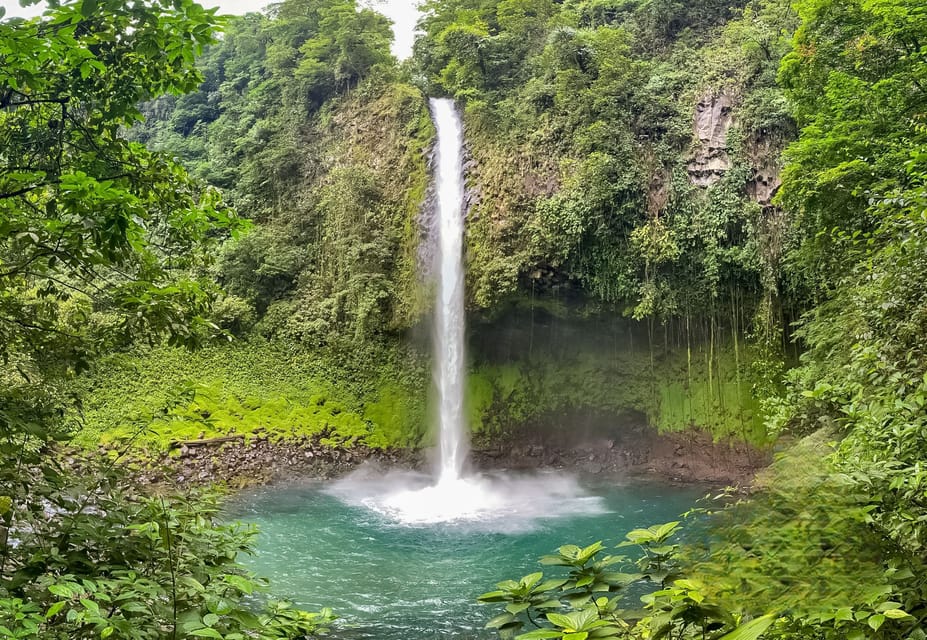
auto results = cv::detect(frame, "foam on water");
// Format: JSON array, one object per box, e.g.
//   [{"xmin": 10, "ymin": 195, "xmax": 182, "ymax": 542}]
[{"xmin": 327, "ymin": 468, "xmax": 607, "ymax": 532}]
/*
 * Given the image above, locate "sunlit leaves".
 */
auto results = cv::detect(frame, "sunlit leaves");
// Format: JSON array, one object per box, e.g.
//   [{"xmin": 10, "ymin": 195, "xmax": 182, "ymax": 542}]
[
  {"xmin": 0, "ymin": 0, "xmax": 241, "ymax": 429},
  {"xmin": 480, "ymin": 520, "xmax": 789, "ymax": 640}
]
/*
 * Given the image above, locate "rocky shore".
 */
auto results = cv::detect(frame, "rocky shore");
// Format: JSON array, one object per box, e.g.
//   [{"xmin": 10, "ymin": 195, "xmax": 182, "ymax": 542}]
[
  {"xmin": 472, "ymin": 427, "xmax": 766, "ymax": 486},
  {"xmin": 135, "ymin": 423, "xmax": 768, "ymax": 488}
]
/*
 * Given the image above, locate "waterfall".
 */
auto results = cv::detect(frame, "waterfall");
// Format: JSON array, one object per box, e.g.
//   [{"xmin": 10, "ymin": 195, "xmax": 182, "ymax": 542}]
[
  {"xmin": 430, "ymin": 97, "xmax": 467, "ymax": 484},
  {"xmin": 329, "ymin": 98, "xmax": 601, "ymax": 526}
]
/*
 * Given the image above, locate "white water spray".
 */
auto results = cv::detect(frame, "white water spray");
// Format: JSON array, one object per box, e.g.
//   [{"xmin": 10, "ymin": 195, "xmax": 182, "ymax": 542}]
[{"xmin": 430, "ymin": 97, "xmax": 467, "ymax": 484}]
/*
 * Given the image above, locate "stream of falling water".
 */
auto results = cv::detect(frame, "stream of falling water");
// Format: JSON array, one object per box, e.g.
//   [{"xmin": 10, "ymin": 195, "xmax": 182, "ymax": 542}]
[{"xmin": 430, "ymin": 97, "xmax": 467, "ymax": 484}]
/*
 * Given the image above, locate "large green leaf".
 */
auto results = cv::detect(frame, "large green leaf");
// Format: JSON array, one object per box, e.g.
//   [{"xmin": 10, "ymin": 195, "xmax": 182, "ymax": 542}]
[
  {"xmin": 486, "ymin": 612, "xmax": 518, "ymax": 629},
  {"xmin": 717, "ymin": 614, "xmax": 777, "ymax": 640}
]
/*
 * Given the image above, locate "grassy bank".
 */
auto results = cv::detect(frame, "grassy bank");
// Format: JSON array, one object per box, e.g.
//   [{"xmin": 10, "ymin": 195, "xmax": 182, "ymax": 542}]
[{"xmin": 72, "ymin": 339, "xmax": 428, "ymax": 454}]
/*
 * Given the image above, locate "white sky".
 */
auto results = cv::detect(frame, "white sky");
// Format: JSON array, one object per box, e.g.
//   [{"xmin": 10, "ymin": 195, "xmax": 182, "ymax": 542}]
[{"xmin": 0, "ymin": 0, "xmax": 421, "ymax": 58}]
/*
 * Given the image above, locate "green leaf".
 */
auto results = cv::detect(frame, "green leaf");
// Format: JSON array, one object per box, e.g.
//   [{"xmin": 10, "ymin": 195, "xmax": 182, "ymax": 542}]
[
  {"xmin": 717, "ymin": 614, "xmax": 776, "ymax": 640},
  {"xmin": 224, "ymin": 574, "xmax": 254, "ymax": 594},
  {"xmin": 486, "ymin": 613, "xmax": 518, "ymax": 629},
  {"xmin": 547, "ymin": 613, "xmax": 577, "ymax": 629},
  {"xmin": 834, "ymin": 607, "xmax": 853, "ymax": 622},
  {"xmin": 654, "ymin": 522, "xmax": 680, "ymax": 540},
  {"xmin": 478, "ymin": 590, "xmax": 508, "ymax": 602},
  {"xmin": 521, "ymin": 572, "xmax": 544, "ymax": 588},
  {"xmin": 80, "ymin": 0, "xmax": 98, "ymax": 17},
  {"xmin": 191, "ymin": 629, "xmax": 224, "ymax": 639},
  {"xmin": 48, "ymin": 584, "xmax": 72, "ymax": 598},
  {"xmin": 516, "ymin": 630, "xmax": 564, "ymax": 640},
  {"xmin": 536, "ymin": 579, "xmax": 568, "ymax": 592},
  {"xmin": 180, "ymin": 576, "xmax": 206, "ymax": 593},
  {"xmin": 203, "ymin": 613, "xmax": 220, "ymax": 627},
  {"xmin": 881, "ymin": 609, "xmax": 911, "ymax": 619},
  {"xmin": 80, "ymin": 599, "xmax": 100, "ymax": 616},
  {"xmin": 45, "ymin": 601, "xmax": 67, "ymax": 619},
  {"xmin": 868, "ymin": 614, "xmax": 885, "ymax": 631}
]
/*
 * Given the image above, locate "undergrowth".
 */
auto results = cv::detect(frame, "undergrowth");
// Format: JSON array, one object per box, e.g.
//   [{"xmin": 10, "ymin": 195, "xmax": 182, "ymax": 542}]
[{"xmin": 71, "ymin": 339, "xmax": 428, "ymax": 454}]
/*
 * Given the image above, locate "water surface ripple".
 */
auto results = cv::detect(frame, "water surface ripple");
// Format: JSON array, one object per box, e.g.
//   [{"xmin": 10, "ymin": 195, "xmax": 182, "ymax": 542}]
[{"xmin": 229, "ymin": 477, "xmax": 703, "ymax": 639}]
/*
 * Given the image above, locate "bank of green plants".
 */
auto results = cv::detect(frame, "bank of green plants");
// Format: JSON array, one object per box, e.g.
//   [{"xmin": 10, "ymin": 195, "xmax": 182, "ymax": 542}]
[
  {"xmin": 481, "ymin": 433, "xmax": 927, "ymax": 640},
  {"xmin": 74, "ymin": 340, "xmax": 428, "ymax": 453},
  {"xmin": 2, "ymin": 466, "xmax": 336, "ymax": 640}
]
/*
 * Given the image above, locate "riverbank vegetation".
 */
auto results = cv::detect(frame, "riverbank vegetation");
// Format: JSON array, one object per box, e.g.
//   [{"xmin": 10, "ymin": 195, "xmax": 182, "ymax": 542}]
[
  {"xmin": 0, "ymin": 0, "xmax": 350, "ymax": 636},
  {"xmin": 3, "ymin": 0, "xmax": 927, "ymax": 638}
]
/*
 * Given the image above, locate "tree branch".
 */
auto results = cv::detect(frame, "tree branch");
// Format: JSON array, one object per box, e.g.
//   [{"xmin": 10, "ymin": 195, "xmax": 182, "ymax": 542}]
[
  {"xmin": 0, "ymin": 250, "xmax": 52, "ymax": 278},
  {"xmin": 0, "ymin": 183, "xmax": 51, "ymax": 200},
  {"xmin": 0, "ymin": 315, "xmax": 81, "ymax": 339}
]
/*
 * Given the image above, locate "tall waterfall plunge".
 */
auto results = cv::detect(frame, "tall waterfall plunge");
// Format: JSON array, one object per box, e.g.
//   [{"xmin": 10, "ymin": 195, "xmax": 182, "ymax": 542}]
[
  {"xmin": 430, "ymin": 97, "xmax": 467, "ymax": 484},
  {"xmin": 326, "ymin": 99, "xmax": 604, "ymax": 528}
]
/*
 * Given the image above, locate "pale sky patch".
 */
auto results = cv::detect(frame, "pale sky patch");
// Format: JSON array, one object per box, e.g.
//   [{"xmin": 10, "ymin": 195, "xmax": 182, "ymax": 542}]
[{"xmin": 0, "ymin": 0, "xmax": 421, "ymax": 58}]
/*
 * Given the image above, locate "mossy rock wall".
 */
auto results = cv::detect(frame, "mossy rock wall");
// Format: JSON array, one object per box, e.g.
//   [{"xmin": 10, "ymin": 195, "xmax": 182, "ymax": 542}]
[{"xmin": 466, "ymin": 303, "xmax": 768, "ymax": 447}]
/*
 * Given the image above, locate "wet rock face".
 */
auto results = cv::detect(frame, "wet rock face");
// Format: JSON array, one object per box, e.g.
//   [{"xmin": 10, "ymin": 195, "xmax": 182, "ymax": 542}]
[
  {"xmin": 688, "ymin": 91, "xmax": 735, "ymax": 187},
  {"xmin": 685, "ymin": 90, "xmax": 784, "ymax": 211},
  {"xmin": 473, "ymin": 428, "xmax": 768, "ymax": 486},
  {"xmin": 127, "ymin": 412, "xmax": 767, "ymax": 489},
  {"xmin": 472, "ymin": 411, "xmax": 770, "ymax": 486},
  {"xmin": 745, "ymin": 134, "xmax": 783, "ymax": 207},
  {"xmin": 136, "ymin": 438, "xmax": 420, "ymax": 489}
]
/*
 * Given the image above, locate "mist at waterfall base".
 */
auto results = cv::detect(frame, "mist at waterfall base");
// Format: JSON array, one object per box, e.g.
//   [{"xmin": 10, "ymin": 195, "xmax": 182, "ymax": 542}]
[
  {"xmin": 325, "ymin": 465, "xmax": 606, "ymax": 530},
  {"xmin": 230, "ymin": 479, "xmax": 704, "ymax": 640}
]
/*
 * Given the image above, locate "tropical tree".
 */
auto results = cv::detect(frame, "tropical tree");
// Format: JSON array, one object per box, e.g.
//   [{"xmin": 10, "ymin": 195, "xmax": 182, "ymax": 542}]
[{"xmin": 0, "ymin": 2, "xmax": 329, "ymax": 637}]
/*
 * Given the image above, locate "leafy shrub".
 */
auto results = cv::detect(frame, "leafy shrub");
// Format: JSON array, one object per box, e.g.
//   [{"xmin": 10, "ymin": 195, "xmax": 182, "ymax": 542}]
[{"xmin": 0, "ymin": 460, "xmax": 333, "ymax": 639}]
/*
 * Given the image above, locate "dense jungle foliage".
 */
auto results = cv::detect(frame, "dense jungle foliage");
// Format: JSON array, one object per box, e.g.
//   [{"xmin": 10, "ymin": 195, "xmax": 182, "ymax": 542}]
[
  {"xmin": 2, "ymin": 0, "xmax": 927, "ymax": 638},
  {"xmin": 129, "ymin": 0, "xmax": 433, "ymax": 343},
  {"xmin": 0, "ymin": 0, "xmax": 351, "ymax": 637},
  {"xmin": 88, "ymin": 0, "xmax": 791, "ymax": 452},
  {"xmin": 465, "ymin": 0, "xmax": 927, "ymax": 639}
]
